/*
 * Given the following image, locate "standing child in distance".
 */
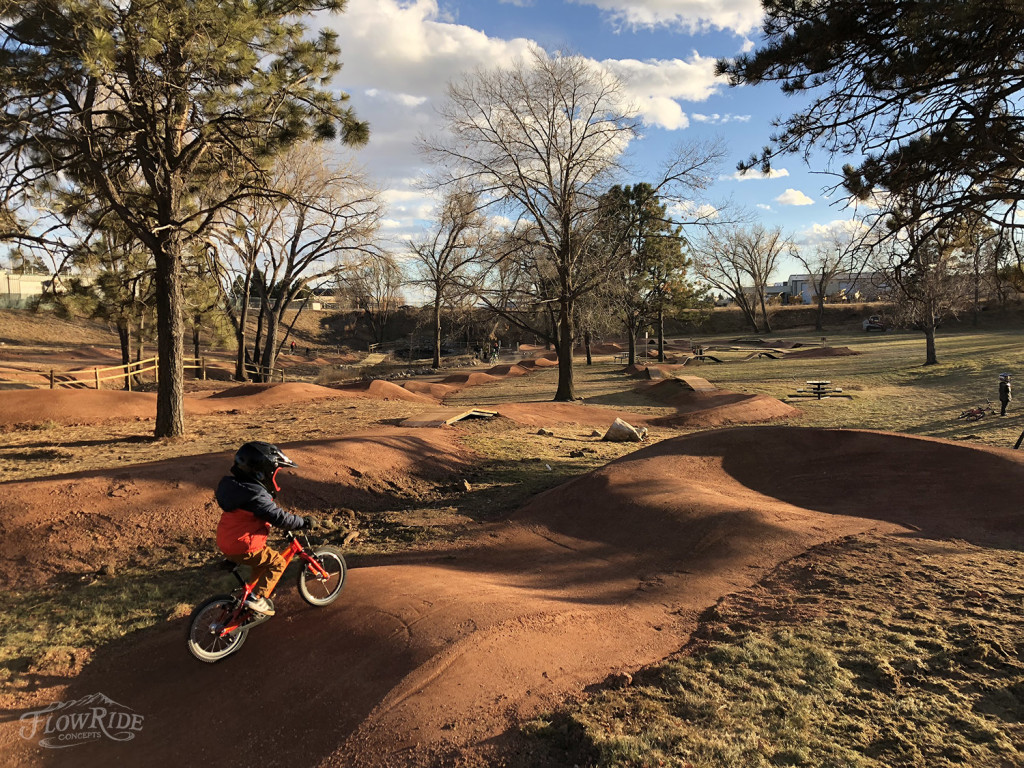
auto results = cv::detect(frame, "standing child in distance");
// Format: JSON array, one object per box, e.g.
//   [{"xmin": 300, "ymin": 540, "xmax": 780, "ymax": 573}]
[
  {"xmin": 999, "ymin": 373, "xmax": 1012, "ymax": 416},
  {"xmin": 215, "ymin": 441, "xmax": 315, "ymax": 615}
]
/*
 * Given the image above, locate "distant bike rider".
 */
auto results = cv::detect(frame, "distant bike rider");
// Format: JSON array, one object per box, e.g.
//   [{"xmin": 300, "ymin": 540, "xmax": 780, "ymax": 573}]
[{"xmin": 214, "ymin": 442, "xmax": 315, "ymax": 616}]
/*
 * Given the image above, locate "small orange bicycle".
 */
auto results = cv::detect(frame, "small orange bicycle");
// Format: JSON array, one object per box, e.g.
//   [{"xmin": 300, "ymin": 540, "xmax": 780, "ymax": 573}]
[
  {"xmin": 958, "ymin": 401, "xmax": 997, "ymax": 422},
  {"xmin": 186, "ymin": 530, "xmax": 346, "ymax": 663}
]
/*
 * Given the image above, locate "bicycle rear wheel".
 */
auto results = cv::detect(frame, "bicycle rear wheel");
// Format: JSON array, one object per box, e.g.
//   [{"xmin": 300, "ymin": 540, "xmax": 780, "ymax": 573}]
[
  {"xmin": 298, "ymin": 546, "xmax": 347, "ymax": 606},
  {"xmin": 187, "ymin": 595, "xmax": 248, "ymax": 663}
]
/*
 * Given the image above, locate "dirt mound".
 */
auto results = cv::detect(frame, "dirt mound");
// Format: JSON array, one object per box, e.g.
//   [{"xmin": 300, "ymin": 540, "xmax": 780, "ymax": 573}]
[
  {"xmin": 591, "ymin": 342, "xmax": 623, "ymax": 354},
  {"xmin": 335, "ymin": 379, "xmax": 438, "ymax": 403},
  {"xmin": 517, "ymin": 356, "xmax": 557, "ymax": 369},
  {"xmin": 190, "ymin": 382, "xmax": 352, "ymax": 411},
  {"xmin": 651, "ymin": 393, "xmax": 800, "ymax": 427},
  {"xmin": 785, "ymin": 346, "xmax": 861, "ymax": 358},
  {"xmin": 484, "ymin": 363, "xmax": 530, "ymax": 377},
  {"xmin": 440, "ymin": 371, "xmax": 500, "ymax": 386},
  {"xmin": 0, "ymin": 389, "xmax": 158, "ymax": 427},
  {"xmin": 638, "ymin": 379, "xmax": 797, "ymax": 426},
  {"xmin": 0, "ymin": 382, "xmax": 358, "ymax": 428},
  {"xmin": 401, "ymin": 381, "xmax": 456, "ymax": 399},
  {"xmin": 4, "ymin": 428, "xmax": 1023, "ymax": 768},
  {"xmin": 624, "ymin": 363, "xmax": 687, "ymax": 380},
  {"xmin": 364, "ymin": 379, "xmax": 437, "ymax": 403},
  {"xmin": 0, "ymin": 429, "xmax": 474, "ymax": 590},
  {"xmin": 494, "ymin": 402, "xmax": 649, "ymax": 429}
]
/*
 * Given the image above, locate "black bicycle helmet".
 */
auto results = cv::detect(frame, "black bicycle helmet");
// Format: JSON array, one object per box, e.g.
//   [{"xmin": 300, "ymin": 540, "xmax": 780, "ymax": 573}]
[{"xmin": 232, "ymin": 441, "xmax": 298, "ymax": 496}]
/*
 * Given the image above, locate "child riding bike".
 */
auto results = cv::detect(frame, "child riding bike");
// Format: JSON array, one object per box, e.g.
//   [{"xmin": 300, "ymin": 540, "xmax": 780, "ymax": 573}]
[{"xmin": 215, "ymin": 441, "xmax": 315, "ymax": 616}]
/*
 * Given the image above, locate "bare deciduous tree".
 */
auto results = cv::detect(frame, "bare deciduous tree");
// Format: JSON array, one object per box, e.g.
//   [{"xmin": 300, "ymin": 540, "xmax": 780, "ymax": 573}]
[
  {"xmin": 209, "ymin": 144, "xmax": 383, "ymax": 379},
  {"xmin": 424, "ymin": 47, "xmax": 722, "ymax": 399},
  {"xmin": 871, "ymin": 204, "xmax": 975, "ymax": 365},
  {"xmin": 794, "ymin": 222, "xmax": 869, "ymax": 330},
  {"xmin": 694, "ymin": 225, "xmax": 791, "ymax": 333},
  {"xmin": 409, "ymin": 188, "xmax": 488, "ymax": 368},
  {"xmin": 336, "ymin": 252, "xmax": 405, "ymax": 346}
]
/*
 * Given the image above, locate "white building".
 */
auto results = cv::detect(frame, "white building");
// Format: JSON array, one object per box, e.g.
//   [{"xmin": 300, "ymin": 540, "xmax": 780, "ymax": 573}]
[
  {"xmin": 1, "ymin": 271, "xmax": 49, "ymax": 308},
  {"xmin": 781, "ymin": 271, "xmax": 885, "ymax": 304}
]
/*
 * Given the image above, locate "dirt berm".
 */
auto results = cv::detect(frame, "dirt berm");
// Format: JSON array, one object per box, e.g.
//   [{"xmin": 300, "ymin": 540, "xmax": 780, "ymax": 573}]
[{"xmin": 2, "ymin": 427, "xmax": 1021, "ymax": 768}]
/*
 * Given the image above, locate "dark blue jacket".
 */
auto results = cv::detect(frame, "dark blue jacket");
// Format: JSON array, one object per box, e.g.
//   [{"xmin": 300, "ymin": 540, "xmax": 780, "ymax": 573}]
[
  {"xmin": 215, "ymin": 473, "xmax": 304, "ymax": 555},
  {"xmin": 215, "ymin": 474, "xmax": 305, "ymax": 529}
]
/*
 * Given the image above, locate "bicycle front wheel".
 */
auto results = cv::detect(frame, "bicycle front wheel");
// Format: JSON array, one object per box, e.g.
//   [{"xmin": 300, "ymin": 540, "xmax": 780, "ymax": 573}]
[
  {"xmin": 187, "ymin": 595, "xmax": 248, "ymax": 663},
  {"xmin": 298, "ymin": 546, "xmax": 347, "ymax": 606}
]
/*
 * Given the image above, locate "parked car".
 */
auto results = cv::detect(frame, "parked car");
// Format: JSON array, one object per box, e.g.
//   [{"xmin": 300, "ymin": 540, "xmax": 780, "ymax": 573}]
[{"xmin": 862, "ymin": 315, "xmax": 888, "ymax": 332}]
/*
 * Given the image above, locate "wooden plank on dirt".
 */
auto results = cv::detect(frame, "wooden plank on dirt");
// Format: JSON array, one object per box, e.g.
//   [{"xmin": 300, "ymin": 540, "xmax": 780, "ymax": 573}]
[
  {"xmin": 400, "ymin": 408, "xmax": 498, "ymax": 428},
  {"xmin": 675, "ymin": 376, "xmax": 717, "ymax": 393}
]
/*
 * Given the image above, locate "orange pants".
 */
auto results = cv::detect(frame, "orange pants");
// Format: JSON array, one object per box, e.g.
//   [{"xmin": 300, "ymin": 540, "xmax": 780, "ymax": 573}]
[{"xmin": 227, "ymin": 546, "xmax": 286, "ymax": 599}]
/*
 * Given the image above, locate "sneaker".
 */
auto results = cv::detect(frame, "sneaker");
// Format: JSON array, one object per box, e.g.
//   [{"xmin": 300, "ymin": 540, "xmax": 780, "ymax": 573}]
[{"xmin": 245, "ymin": 595, "xmax": 275, "ymax": 616}]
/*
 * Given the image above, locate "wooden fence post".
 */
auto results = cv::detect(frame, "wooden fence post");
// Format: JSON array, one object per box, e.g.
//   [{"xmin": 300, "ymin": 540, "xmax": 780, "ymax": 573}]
[
  {"xmin": 155, "ymin": 358, "xmax": 159, "ymax": 385},
  {"xmin": 201, "ymin": 357, "xmax": 207, "ymax": 380},
  {"xmin": 49, "ymin": 370, "xmax": 55, "ymax": 389},
  {"xmin": 94, "ymin": 368, "xmax": 100, "ymax": 389}
]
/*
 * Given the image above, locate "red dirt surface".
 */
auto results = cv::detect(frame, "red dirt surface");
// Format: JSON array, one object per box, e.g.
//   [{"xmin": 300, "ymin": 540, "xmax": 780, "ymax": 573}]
[
  {"xmin": 483, "ymin": 363, "xmax": 530, "ymax": 377},
  {"xmin": 0, "ymin": 389, "xmax": 159, "ymax": 427},
  {"xmin": 639, "ymin": 379, "xmax": 800, "ymax": 427},
  {"xmin": 439, "ymin": 372, "xmax": 501, "ymax": 386},
  {"xmin": 361, "ymin": 380, "xmax": 437, "ymax": 403},
  {"xmin": 401, "ymin": 381, "xmax": 457, "ymax": 399},
  {"xmin": 0, "ymin": 383, "xmax": 356, "ymax": 428},
  {"xmin": 492, "ymin": 401, "xmax": 652, "ymax": 429},
  {"xmin": 2, "ymin": 427, "xmax": 1021, "ymax": 768}
]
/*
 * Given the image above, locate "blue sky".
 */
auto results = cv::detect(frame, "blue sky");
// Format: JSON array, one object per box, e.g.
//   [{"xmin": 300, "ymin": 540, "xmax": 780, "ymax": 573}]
[{"xmin": 322, "ymin": 0, "xmax": 867, "ymax": 279}]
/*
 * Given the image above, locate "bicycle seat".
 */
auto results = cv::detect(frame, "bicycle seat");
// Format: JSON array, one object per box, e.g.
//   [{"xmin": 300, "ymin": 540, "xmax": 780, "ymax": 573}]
[{"xmin": 215, "ymin": 559, "xmax": 239, "ymax": 572}]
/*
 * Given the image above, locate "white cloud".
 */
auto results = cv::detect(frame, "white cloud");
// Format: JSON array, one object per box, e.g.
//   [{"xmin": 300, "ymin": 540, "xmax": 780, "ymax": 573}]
[
  {"xmin": 756, "ymin": 203, "xmax": 772, "ymax": 211},
  {"xmin": 570, "ymin": 0, "xmax": 764, "ymax": 35},
  {"xmin": 795, "ymin": 218, "xmax": 870, "ymax": 247},
  {"xmin": 668, "ymin": 200, "xmax": 720, "ymax": 221},
  {"xmin": 692, "ymin": 113, "xmax": 751, "ymax": 124},
  {"xmin": 775, "ymin": 188, "xmax": 815, "ymax": 206},
  {"xmin": 321, "ymin": 0, "xmax": 733, "ymax": 243},
  {"xmin": 725, "ymin": 168, "xmax": 790, "ymax": 182},
  {"xmin": 364, "ymin": 89, "xmax": 429, "ymax": 108}
]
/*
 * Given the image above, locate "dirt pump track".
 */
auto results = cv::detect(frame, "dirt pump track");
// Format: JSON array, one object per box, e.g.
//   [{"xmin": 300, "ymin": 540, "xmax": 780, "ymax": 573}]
[{"xmin": 2, "ymin": 426, "xmax": 1023, "ymax": 768}]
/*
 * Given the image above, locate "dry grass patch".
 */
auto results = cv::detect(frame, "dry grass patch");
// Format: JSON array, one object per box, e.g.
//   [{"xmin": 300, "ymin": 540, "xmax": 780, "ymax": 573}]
[{"xmin": 519, "ymin": 534, "xmax": 1024, "ymax": 768}]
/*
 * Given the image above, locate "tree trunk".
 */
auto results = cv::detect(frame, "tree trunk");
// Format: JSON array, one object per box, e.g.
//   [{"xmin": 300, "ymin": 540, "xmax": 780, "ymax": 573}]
[
  {"xmin": 924, "ymin": 325, "xmax": 938, "ymax": 365},
  {"xmin": 815, "ymin": 294, "xmax": 825, "ymax": 331},
  {"xmin": 252, "ymin": 304, "xmax": 265, "ymax": 382},
  {"xmin": 117, "ymin": 321, "xmax": 132, "ymax": 390},
  {"xmin": 737, "ymin": 298, "xmax": 760, "ymax": 333},
  {"xmin": 626, "ymin": 323, "xmax": 637, "ymax": 366},
  {"xmin": 657, "ymin": 307, "xmax": 665, "ymax": 362},
  {"xmin": 154, "ymin": 235, "xmax": 186, "ymax": 438},
  {"xmin": 235, "ymin": 271, "xmax": 252, "ymax": 381},
  {"xmin": 135, "ymin": 316, "xmax": 145, "ymax": 388},
  {"xmin": 759, "ymin": 292, "xmax": 773, "ymax": 333},
  {"xmin": 584, "ymin": 328, "xmax": 593, "ymax": 366},
  {"xmin": 432, "ymin": 296, "xmax": 442, "ymax": 369},
  {"xmin": 259, "ymin": 304, "xmax": 280, "ymax": 383},
  {"xmin": 553, "ymin": 300, "xmax": 576, "ymax": 401}
]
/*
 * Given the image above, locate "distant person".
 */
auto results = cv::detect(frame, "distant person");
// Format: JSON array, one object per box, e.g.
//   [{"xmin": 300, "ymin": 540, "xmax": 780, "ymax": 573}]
[
  {"xmin": 214, "ymin": 442, "xmax": 315, "ymax": 616},
  {"xmin": 999, "ymin": 373, "xmax": 1012, "ymax": 416},
  {"xmin": 290, "ymin": 340, "xmax": 295, "ymax": 354}
]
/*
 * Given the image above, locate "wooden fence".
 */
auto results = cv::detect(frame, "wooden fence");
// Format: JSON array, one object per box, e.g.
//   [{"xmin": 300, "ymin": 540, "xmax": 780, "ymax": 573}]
[{"xmin": 5, "ymin": 356, "xmax": 213, "ymax": 390}]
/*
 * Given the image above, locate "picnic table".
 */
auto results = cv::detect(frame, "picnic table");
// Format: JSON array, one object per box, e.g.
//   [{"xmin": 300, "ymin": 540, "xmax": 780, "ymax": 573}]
[
  {"xmin": 806, "ymin": 380, "xmax": 832, "ymax": 399},
  {"xmin": 789, "ymin": 380, "xmax": 852, "ymax": 400}
]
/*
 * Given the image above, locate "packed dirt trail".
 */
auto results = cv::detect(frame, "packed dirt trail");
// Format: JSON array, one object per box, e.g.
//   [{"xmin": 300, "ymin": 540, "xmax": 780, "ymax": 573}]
[{"xmin": 2, "ymin": 426, "xmax": 1023, "ymax": 768}]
